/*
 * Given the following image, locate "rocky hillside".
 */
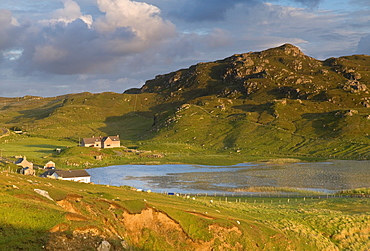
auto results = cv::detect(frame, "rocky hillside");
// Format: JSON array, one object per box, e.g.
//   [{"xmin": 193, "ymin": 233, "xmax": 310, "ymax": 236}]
[
  {"xmin": 141, "ymin": 44, "xmax": 368, "ymax": 102},
  {"xmin": 134, "ymin": 44, "xmax": 370, "ymax": 158},
  {"xmin": 0, "ymin": 44, "xmax": 370, "ymax": 159}
]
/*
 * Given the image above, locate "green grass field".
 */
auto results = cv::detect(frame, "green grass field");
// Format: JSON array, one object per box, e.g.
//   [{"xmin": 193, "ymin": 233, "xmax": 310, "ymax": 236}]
[
  {"xmin": 0, "ymin": 171, "xmax": 369, "ymax": 250},
  {"xmin": 0, "ymin": 136, "xmax": 76, "ymax": 159}
]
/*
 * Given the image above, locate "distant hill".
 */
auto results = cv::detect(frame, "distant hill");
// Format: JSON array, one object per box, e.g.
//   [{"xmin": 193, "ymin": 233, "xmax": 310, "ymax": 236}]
[{"xmin": 1, "ymin": 44, "xmax": 370, "ymax": 159}]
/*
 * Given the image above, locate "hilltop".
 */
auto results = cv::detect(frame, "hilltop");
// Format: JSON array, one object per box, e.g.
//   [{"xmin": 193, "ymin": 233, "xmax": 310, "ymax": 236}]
[{"xmin": 0, "ymin": 44, "xmax": 370, "ymax": 164}]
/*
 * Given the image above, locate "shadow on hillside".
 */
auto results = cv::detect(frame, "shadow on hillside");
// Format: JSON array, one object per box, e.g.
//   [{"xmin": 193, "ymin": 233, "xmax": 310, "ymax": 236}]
[
  {"xmin": 8, "ymin": 100, "xmax": 63, "ymax": 123},
  {"xmin": 0, "ymin": 223, "xmax": 145, "ymax": 250},
  {"xmin": 233, "ymin": 103, "xmax": 274, "ymax": 113},
  {"xmin": 148, "ymin": 101, "xmax": 183, "ymax": 113},
  {"xmin": 301, "ymin": 112, "xmax": 342, "ymax": 138},
  {"xmin": 209, "ymin": 63, "xmax": 228, "ymax": 80},
  {"xmin": 24, "ymin": 144, "xmax": 67, "ymax": 154},
  {"xmin": 99, "ymin": 111, "xmax": 156, "ymax": 141},
  {"xmin": 0, "ymin": 224, "xmax": 48, "ymax": 250},
  {"xmin": 181, "ymin": 88, "xmax": 213, "ymax": 100}
]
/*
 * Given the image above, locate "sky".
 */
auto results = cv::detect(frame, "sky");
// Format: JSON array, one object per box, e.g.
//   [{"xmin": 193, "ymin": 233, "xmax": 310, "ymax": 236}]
[{"xmin": 0, "ymin": 0, "xmax": 369, "ymax": 97}]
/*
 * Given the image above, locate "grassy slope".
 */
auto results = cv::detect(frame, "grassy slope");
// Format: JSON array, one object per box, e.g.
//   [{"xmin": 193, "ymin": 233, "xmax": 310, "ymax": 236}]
[
  {"xmin": 139, "ymin": 45, "xmax": 370, "ymax": 159},
  {"xmin": 0, "ymin": 92, "xmax": 155, "ymax": 142},
  {"xmin": 1, "ymin": 171, "xmax": 369, "ymax": 250},
  {"xmin": 0, "ymin": 47, "xmax": 370, "ymax": 161}
]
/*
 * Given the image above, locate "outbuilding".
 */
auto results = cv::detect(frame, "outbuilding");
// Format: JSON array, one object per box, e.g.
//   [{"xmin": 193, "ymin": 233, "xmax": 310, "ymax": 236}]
[{"xmin": 51, "ymin": 170, "xmax": 91, "ymax": 183}]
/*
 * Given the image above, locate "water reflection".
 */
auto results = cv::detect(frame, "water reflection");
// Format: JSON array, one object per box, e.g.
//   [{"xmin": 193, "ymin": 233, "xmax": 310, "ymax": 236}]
[{"xmin": 86, "ymin": 160, "xmax": 370, "ymax": 194}]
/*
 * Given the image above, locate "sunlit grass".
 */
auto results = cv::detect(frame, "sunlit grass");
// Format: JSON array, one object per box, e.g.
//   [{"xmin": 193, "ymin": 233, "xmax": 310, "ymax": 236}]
[
  {"xmin": 0, "ymin": 135, "xmax": 75, "ymax": 159},
  {"xmin": 0, "ymin": 171, "xmax": 369, "ymax": 250}
]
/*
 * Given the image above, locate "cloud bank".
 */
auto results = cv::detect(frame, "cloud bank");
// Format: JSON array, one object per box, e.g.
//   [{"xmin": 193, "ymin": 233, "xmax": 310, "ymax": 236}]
[
  {"xmin": 0, "ymin": 10, "xmax": 22, "ymax": 59},
  {"xmin": 15, "ymin": 0, "xmax": 177, "ymax": 75},
  {"xmin": 0, "ymin": 0, "xmax": 368, "ymax": 97},
  {"xmin": 169, "ymin": 0, "xmax": 323, "ymax": 22}
]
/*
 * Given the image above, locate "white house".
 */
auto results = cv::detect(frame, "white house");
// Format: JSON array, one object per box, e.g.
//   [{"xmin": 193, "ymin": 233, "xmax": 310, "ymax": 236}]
[
  {"xmin": 51, "ymin": 170, "xmax": 91, "ymax": 183},
  {"xmin": 15, "ymin": 156, "xmax": 35, "ymax": 176},
  {"xmin": 81, "ymin": 135, "xmax": 120, "ymax": 149},
  {"xmin": 44, "ymin": 161, "xmax": 56, "ymax": 169}
]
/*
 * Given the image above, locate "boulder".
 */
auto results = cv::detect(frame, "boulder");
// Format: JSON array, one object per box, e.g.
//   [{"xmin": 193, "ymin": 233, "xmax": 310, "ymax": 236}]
[
  {"xmin": 342, "ymin": 80, "xmax": 367, "ymax": 93},
  {"xmin": 97, "ymin": 240, "xmax": 111, "ymax": 251},
  {"xmin": 34, "ymin": 189, "xmax": 54, "ymax": 201}
]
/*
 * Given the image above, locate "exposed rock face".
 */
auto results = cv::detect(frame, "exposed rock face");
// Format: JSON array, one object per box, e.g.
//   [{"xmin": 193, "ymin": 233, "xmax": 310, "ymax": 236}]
[
  {"xmin": 46, "ymin": 196, "xmax": 247, "ymax": 250},
  {"xmin": 140, "ymin": 43, "xmax": 369, "ymax": 104},
  {"xmin": 342, "ymin": 80, "xmax": 367, "ymax": 93},
  {"xmin": 278, "ymin": 43, "xmax": 305, "ymax": 57}
]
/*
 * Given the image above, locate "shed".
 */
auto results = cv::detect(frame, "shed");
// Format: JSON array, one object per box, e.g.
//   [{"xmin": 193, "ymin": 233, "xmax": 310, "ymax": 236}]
[{"xmin": 44, "ymin": 161, "xmax": 56, "ymax": 169}]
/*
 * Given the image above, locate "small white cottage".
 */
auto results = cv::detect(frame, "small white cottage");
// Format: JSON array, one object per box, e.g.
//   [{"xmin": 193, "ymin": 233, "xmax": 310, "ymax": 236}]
[{"xmin": 51, "ymin": 170, "xmax": 91, "ymax": 183}]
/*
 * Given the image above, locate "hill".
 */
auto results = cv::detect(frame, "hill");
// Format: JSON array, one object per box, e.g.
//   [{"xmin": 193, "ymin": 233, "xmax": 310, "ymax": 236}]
[
  {"xmin": 0, "ymin": 44, "xmax": 370, "ymax": 161},
  {"xmin": 137, "ymin": 44, "xmax": 370, "ymax": 159}
]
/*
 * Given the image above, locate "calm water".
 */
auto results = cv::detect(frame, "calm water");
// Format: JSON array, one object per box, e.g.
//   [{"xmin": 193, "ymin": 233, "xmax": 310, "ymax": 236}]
[{"xmin": 86, "ymin": 160, "xmax": 370, "ymax": 194}]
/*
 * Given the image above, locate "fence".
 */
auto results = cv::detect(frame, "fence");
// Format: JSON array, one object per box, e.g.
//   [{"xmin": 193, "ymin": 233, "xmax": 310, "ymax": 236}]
[{"xmin": 161, "ymin": 191, "xmax": 369, "ymax": 201}]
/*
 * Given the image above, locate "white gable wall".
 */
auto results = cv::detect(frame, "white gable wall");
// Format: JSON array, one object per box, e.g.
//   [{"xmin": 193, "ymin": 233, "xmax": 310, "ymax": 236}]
[{"xmin": 51, "ymin": 173, "xmax": 90, "ymax": 183}]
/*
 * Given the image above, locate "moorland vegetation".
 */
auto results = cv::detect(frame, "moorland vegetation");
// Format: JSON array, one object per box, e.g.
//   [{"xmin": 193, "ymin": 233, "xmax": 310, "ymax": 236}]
[
  {"xmin": 0, "ymin": 44, "xmax": 369, "ymax": 169},
  {"xmin": 0, "ymin": 44, "xmax": 369, "ymax": 249}
]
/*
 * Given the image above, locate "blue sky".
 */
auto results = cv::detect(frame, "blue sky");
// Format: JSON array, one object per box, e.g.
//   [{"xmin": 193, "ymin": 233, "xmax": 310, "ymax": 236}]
[{"xmin": 0, "ymin": 0, "xmax": 369, "ymax": 97}]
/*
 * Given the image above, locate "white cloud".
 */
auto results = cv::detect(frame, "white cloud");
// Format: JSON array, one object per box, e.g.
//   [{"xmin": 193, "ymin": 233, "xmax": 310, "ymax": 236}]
[
  {"xmin": 54, "ymin": 0, "xmax": 83, "ymax": 21},
  {"xmin": 95, "ymin": 0, "xmax": 176, "ymax": 40},
  {"xmin": 41, "ymin": 0, "xmax": 93, "ymax": 26}
]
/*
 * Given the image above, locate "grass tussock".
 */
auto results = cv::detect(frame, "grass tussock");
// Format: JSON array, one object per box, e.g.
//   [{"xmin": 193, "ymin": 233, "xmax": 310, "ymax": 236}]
[
  {"xmin": 337, "ymin": 188, "xmax": 370, "ymax": 196},
  {"xmin": 231, "ymin": 186, "xmax": 326, "ymax": 195}
]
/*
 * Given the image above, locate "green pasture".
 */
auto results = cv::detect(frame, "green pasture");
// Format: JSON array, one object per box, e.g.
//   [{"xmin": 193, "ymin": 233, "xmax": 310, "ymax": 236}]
[
  {"xmin": 0, "ymin": 133, "xmax": 312, "ymax": 170},
  {"xmin": 0, "ymin": 171, "xmax": 369, "ymax": 250},
  {"xmin": 0, "ymin": 135, "xmax": 76, "ymax": 167}
]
